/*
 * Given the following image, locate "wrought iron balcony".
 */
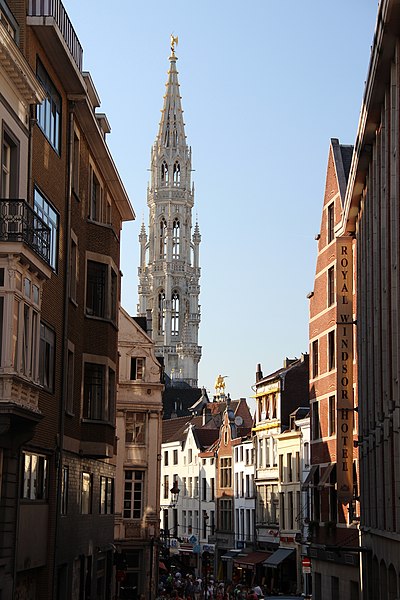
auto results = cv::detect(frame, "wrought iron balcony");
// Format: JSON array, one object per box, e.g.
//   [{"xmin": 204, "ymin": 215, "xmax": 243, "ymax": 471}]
[
  {"xmin": 0, "ymin": 199, "xmax": 51, "ymax": 265},
  {"xmin": 28, "ymin": 0, "xmax": 83, "ymax": 71}
]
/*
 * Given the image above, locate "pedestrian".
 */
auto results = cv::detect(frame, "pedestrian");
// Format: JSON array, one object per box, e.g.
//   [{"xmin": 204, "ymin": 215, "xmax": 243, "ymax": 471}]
[{"xmin": 253, "ymin": 585, "xmax": 263, "ymax": 599}]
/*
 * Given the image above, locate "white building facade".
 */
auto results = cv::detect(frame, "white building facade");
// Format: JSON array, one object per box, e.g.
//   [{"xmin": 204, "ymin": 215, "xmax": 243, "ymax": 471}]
[{"xmin": 233, "ymin": 438, "xmax": 256, "ymax": 551}]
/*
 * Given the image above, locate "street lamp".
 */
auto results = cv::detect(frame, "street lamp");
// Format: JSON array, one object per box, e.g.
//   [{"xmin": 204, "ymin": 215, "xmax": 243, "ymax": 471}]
[{"xmin": 170, "ymin": 480, "xmax": 180, "ymax": 507}]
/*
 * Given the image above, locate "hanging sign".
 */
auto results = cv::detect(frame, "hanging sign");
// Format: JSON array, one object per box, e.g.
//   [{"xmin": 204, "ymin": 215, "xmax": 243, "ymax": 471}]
[{"xmin": 336, "ymin": 237, "xmax": 354, "ymax": 504}]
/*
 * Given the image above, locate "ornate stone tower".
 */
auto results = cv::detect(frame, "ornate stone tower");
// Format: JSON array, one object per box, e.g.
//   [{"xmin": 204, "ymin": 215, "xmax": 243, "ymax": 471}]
[{"xmin": 138, "ymin": 39, "xmax": 201, "ymax": 387}]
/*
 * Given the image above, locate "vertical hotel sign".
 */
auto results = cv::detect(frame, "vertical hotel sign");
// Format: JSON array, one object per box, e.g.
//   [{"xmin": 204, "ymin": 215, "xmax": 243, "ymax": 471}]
[{"xmin": 336, "ymin": 237, "xmax": 354, "ymax": 504}]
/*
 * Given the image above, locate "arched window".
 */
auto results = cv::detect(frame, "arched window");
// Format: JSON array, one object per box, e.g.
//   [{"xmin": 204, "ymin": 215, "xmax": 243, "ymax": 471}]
[
  {"xmin": 159, "ymin": 218, "xmax": 167, "ymax": 258},
  {"xmin": 158, "ymin": 290, "xmax": 166, "ymax": 335},
  {"xmin": 171, "ymin": 291, "xmax": 179, "ymax": 336},
  {"xmin": 173, "ymin": 128, "xmax": 178, "ymax": 147},
  {"xmin": 161, "ymin": 161, "xmax": 169, "ymax": 185},
  {"xmin": 164, "ymin": 125, "xmax": 170, "ymax": 147},
  {"xmin": 172, "ymin": 218, "xmax": 180, "ymax": 258},
  {"xmin": 173, "ymin": 161, "xmax": 180, "ymax": 185}
]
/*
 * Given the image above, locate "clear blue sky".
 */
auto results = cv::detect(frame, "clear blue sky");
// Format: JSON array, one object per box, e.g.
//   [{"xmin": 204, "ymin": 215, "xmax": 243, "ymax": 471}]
[{"xmin": 64, "ymin": 0, "xmax": 378, "ymax": 402}]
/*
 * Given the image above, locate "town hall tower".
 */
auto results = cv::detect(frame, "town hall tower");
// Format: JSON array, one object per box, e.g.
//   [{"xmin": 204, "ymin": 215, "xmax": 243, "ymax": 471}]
[{"xmin": 138, "ymin": 39, "xmax": 201, "ymax": 387}]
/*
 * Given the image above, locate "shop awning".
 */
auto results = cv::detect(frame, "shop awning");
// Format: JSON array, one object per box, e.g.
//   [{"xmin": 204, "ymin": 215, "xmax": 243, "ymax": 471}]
[
  {"xmin": 301, "ymin": 464, "xmax": 318, "ymax": 490},
  {"xmin": 234, "ymin": 551, "xmax": 272, "ymax": 569},
  {"xmin": 263, "ymin": 548, "xmax": 294, "ymax": 568},
  {"xmin": 318, "ymin": 463, "xmax": 335, "ymax": 488},
  {"xmin": 159, "ymin": 561, "xmax": 167, "ymax": 571},
  {"xmin": 221, "ymin": 549, "xmax": 241, "ymax": 561}
]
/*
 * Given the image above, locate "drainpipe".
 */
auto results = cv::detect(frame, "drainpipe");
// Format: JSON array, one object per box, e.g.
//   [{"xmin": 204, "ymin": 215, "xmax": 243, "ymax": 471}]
[{"xmin": 52, "ymin": 101, "xmax": 75, "ymax": 597}]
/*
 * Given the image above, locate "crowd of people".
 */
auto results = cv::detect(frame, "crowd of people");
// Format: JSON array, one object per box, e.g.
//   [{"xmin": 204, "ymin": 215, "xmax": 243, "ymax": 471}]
[{"xmin": 157, "ymin": 572, "xmax": 265, "ymax": 600}]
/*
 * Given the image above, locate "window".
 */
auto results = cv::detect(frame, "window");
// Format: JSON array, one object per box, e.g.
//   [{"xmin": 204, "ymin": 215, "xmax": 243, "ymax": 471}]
[
  {"xmin": 1, "ymin": 128, "xmax": 19, "ymax": 198},
  {"xmin": 210, "ymin": 478, "xmax": 215, "ymax": 500},
  {"xmin": 304, "ymin": 442, "xmax": 310, "ymax": 467},
  {"xmin": 163, "ymin": 475, "xmax": 169, "ymax": 500},
  {"xmin": 39, "ymin": 322, "xmax": 55, "ymax": 392},
  {"xmin": 312, "ymin": 402, "xmax": 321, "ymax": 440},
  {"xmin": 66, "ymin": 344, "xmax": 74, "ymax": 414},
  {"xmin": 172, "ymin": 218, "xmax": 180, "ymax": 258},
  {"xmin": 130, "ymin": 357, "xmax": 145, "ymax": 380},
  {"xmin": 86, "ymin": 259, "xmax": 117, "ymax": 321},
  {"xmin": 312, "ymin": 339, "xmax": 319, "ymax": 378},
  {"xmin": 34, "ymin": 187, "xmax": 58, "ymax": 269},
  {"xmin": 202, "ymin": 477, "xmax": 207, "ymax": 501},
  {"xmin": 173, "ymin": 449, "xmax": 178, "ymax": 465},
  {"xmin": 123, "ymin": 470, "xmax": 144, "ymax": 519},
  {"xmin": 161, "ymin": 161, "xmax": 169, "ymax": 184},
  {"xmin": 125, "ymin": 412, "xmax": 145, "ymax": 444},
  {"xmin": 36, "ymin": 60, "xmax": 61, "ymax": 153},
  {"xmin": 219, "ymin": 498, "xmax": 232, "ymax": 531},
  {"xmin": 328, "ymin": 266, "xmax": 335, "ymax": 306},
  {"xmin": 72, "ymin": 129, "xmax": 80, "ymax": 195},
  {"xmin": 83, "ymin": 362, "xmax": 114, "ymax": 422},
  {"xmin": 164, "ymin": 451, "xmax": 169, "ymax": 466},
  {"xmin": 328, "ymin": 396, "xmax": 336, "ymax": 436},
  {"xmin": 327, "ymin": 202, "xmax": 334, "ymax": 243},
  {"xmin": 22, "ymin": 452, "xmax": 47, "ymax": 500},
  {"xmin": 188, "ymin": 449, "xmax": 192, "ymax": 464},
  {"xmin": 296, "ymin": 452, "xmax": 300, "ymax": 482},
  {"xmin": 288, "ymin": 491, "xmax": 293, "ymax": 529},
  {"xmin": 159, "ymin": 219, "xmax": 167, "ymax": 258},
  {"xmin": 194, "ymin": 477, "xmax": 199, "ymax": 497},
  {"xmin": 328, "ymin": 330, "xmax": 336, "ymax": 371},
  {"xmin": 69, "ymin": 232, "xmax": 78, "ymax": 303},
  {"xmin": 220, "ymin": 457, "xmax": 232, "ymax": 488},
  {"xmin": 89, "ymin": 166, "xmax": 103, "ymax": 222},
  {"xmin": 158, "ymin": 290, "xmax": 166, "ymax": 334},
  {"xmin": 278, "ymin": 492, "xmax": 284, "ymax": 529},
  {"xmin": 81, "ymin": 472, "xmax": 92, "ymax": 514},
  {"xmin": 279, "ymin": 454, "xmax": 284, "ymax": 482},
  {"xmin": 61, "ymin": 466, "xmax": 68, "ymax": 515},
  {"xmin": 287, "ymin": 453, "xmax": 292, "ymax": 482},
  {"xmin": 171, "ymin": 291, "xmax": 179, "ymax": 336},
  {"xmin": 100, "ymin": 476, "xmax": 114, "ymax": 514},
  {"xmin": 173, "ymin": 162, "xmax": 180, "ymax": 185},
  {"xmin": 188, "ymin": 477, "xmax": 193, "ymax": 497}
]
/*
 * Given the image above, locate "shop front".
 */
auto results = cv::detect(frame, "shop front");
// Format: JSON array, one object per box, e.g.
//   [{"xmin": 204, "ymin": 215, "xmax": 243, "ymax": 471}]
[
  {"xmin": 263, "ymin": 547, "xmax": 296, "ymax": 595},
  {"xmin": 233, "ymin": 552, "xmax": 272, "ymax": 587}
]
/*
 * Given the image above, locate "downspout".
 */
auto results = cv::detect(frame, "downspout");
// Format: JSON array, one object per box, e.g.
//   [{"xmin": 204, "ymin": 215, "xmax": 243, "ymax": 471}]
[{"xmin": 52, "ymin": 101, "xmax": 75, "ymax": 597}]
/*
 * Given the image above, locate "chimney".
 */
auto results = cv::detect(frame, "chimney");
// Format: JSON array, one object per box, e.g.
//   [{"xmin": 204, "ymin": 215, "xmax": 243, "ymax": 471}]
[{"xmin": 256, "ymin": 363, "xmax": 263, "ymax": 382}]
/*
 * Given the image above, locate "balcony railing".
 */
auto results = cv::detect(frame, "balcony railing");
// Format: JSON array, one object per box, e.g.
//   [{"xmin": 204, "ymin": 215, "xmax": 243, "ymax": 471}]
[
  {"xmin": 28, "ymin": 0, "xmax": 83, "ymax": 71},
  {"xmin": 0, "ymin": 199, "xmax": 51, "ymax": 265}
]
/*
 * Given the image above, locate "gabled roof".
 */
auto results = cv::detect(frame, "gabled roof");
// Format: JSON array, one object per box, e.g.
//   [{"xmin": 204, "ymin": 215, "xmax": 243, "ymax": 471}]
[
  {"xmin": 256, "ymin": 356, "xmax": 304, "ymax": 386},
  {"xmin": 162, "ymin": 415, "xmax": 203, "ymax": 444}
]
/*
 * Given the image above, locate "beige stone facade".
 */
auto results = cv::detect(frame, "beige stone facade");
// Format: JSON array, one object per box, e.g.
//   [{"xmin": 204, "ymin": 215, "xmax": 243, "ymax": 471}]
[{"xmin": 115, "ymin": 308, "xmax": 163, "ymax": 600}]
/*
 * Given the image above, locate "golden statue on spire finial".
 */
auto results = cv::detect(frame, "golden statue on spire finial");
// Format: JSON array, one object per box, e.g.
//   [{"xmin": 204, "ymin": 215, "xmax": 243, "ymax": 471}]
[{"xmin": 170, "ymin": 34, "xmax": 179, "ymax": 55}]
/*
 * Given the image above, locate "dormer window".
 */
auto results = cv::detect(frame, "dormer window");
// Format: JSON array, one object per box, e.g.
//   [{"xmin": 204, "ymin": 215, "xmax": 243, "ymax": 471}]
[{"xmin": 161, "ymin": 161, "xmax": 169, "ymax": 185}]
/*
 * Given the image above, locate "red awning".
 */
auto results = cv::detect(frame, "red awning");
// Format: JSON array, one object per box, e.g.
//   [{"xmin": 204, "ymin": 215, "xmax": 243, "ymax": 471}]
[
  {"xmin": 234, "ymin": 551, "xmax": 272, "ymax": 570},
  {"xmin": 159, "ymin": 561, "xmax": 167, "ymax": 571}
]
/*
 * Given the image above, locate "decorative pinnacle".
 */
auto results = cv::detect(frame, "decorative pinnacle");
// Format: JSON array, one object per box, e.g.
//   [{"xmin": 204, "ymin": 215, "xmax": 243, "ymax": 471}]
[{"xmin": 170, "ymin": 34, "xmax": 178, "ymax": 56}]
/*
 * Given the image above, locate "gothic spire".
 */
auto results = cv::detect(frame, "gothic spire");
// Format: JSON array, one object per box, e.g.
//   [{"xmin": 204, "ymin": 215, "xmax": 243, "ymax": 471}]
[{"xmin": 156, "ymin": 43, "xmax": 186, "ymax": 154}]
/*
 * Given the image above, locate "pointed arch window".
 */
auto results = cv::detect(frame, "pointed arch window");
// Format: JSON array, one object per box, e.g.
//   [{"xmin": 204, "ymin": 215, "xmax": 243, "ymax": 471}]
[
  {"xmin": 164, "ymin": 124, "xmax": 170, "ymax": 148},
  {"xmin": 173, "ymin": 162, "xmax": 181, "ymax": 186},
  {"xmin": 161, "ymin": 161, "xmax": 169, "ymax": 185},
  {"xmin": 172, "ymin": 218, "xmax": 180, "ymax": 258},
  {"xmin": 171, "ymin": 291, "xmax": 179, "ymax": 336},
  {"xmin": 159, "ymin": 218, "xmax": 167, "ymax": 258},
  {"xmin": 173, "ymin": 129, "xmax": 178, "ymax": 147},
  {"xmin": 158, "ymin": 290, "xmax": 166, "ymax": 335}
]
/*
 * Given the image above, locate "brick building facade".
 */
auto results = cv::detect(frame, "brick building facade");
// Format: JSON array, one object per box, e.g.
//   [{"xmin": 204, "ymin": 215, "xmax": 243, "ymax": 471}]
[{"xmin": 0, "ymin": 1, "xmax": 134, "ymax": 598}]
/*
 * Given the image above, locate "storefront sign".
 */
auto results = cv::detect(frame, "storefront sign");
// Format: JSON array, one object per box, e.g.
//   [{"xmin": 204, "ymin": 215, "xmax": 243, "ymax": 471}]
[{"xmin": 336, "ymin": 237, "xmax": 354, "ymax": 504}]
